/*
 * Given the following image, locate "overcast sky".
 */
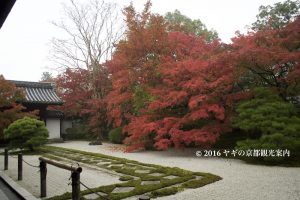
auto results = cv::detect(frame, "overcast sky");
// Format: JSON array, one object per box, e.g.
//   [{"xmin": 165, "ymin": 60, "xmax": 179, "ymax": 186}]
[{"xmin": 0, "ymin": 0, "xmax": 284, "ymax": 82}]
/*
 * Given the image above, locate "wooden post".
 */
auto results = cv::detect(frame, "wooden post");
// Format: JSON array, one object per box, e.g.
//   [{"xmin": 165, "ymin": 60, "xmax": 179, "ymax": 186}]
[
  {"xmin": 71, "ymin": 171, "xmax": 80, "ymax": 200},
  {"xmin": 18, "ymin": 153, "xmax": 23, "ymax": 180},
  {"xmin": 38, "ymin": 157, "xmax": 82, "ymax": 199},
  {"xmin": 4, "ymin": 149, "xmax": 8, "ymax": 170},
  {"xmin": 40, "ymin": 161, "xmax": 47, "ymax": 198}
]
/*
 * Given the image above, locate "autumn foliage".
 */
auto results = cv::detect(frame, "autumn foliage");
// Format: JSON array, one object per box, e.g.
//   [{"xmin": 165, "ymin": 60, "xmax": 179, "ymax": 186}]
[
  {"xmin": 55, "ymin": 67, "xmax": 111, "ymax": 138},
  {"xmin": 56, "ymin": 68, "xmax": 92, "ymax": 117},
  {"xmin": 54, "ymin": 1, "xmax": 300, "ymax": 152},
  {"xmin": 231, "ymin": 17, "xmax": 300, "ymax": 99},
  {"xmin": 105, "ymin": 2, "xmax": 238, "ymax": 151},
  {"xmin": 0, "ymin": 75, "xmax": 36, "ymax": 139},
  {"xmin": 105, "ymin": 3, "xmax": 300, "ymax": 151}
]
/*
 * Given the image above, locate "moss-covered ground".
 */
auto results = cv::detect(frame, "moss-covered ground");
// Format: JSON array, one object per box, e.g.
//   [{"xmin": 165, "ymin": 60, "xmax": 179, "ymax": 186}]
[{"xmin": 38, "ymin": 146, "xmax": 221, "ymax": 200}]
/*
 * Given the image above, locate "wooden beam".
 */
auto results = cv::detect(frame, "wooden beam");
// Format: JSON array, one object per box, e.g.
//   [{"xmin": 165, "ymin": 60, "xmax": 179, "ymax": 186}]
[{"xmin": 39, "ymin": 157, "xmax": 82, "ymax": 173}]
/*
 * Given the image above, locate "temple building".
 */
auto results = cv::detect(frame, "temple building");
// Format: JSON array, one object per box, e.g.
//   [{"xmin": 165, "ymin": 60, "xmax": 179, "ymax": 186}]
[{"xmin": 11, "ymin": 80, "xmax": 63, "ymax": 140}]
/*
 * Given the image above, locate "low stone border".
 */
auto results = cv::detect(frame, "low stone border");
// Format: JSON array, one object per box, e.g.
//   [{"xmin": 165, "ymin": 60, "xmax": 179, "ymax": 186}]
[{"xmin": 0, "ymin": 171, "xmax": 40, "ymax": 200}]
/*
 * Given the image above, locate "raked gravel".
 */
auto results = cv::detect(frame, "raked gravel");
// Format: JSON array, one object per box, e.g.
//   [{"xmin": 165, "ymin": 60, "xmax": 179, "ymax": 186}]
[{"xmin": 51, "ymin": 141, "xmax": 300, "ymax": 200}]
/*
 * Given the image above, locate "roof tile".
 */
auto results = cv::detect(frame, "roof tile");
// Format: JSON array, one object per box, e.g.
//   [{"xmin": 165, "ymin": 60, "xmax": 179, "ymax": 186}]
[{"xmin": 10, "ymin": 80, "xmax": 63, "ymax": 105}]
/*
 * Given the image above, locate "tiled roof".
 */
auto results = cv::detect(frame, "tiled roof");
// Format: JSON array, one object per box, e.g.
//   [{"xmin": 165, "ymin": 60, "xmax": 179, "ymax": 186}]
[{"xmin": 11, "ymin": 80, "xmax": 63, "ymax": 105}]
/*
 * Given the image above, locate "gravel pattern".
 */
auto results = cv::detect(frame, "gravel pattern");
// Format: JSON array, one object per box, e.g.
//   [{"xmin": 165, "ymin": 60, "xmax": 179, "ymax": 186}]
[{"xmin": 50, "ymin": 141, "xmax": 300, "ymax": 200}]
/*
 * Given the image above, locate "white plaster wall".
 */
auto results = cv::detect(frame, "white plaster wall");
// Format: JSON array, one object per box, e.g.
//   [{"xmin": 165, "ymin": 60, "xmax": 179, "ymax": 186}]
[{"xmin": 46, "ymin": 119, "xmax": 61, "ymax": 139}]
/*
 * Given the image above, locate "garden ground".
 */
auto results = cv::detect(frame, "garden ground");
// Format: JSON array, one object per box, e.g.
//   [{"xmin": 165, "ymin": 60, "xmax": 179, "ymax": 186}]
[{"xmin": 0, "ymin": 141, "xmax": 300, "ymax": 199}]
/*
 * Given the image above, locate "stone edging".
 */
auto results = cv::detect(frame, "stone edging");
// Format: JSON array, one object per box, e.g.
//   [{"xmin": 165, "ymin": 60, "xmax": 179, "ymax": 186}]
[{"xmin": 0, "ymin": 171, "xmax": 40, "ymax": 200}]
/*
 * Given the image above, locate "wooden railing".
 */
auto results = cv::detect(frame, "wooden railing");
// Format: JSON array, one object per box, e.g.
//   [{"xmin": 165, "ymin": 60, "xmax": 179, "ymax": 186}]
[
  {"xmin": 3, "ymin": 149, "xmax": 83, "ymax": 200},
  {"xmin": 39, "ymin": 157, "xmax": 82, "ymax": 200}
]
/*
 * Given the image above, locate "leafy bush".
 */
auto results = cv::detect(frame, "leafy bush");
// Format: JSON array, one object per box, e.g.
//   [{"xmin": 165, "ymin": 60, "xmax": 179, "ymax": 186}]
[
  {"xmin": 233, "ymin": 88, "xmax": 300, "ymax": 164},
  {"xmin": 4, "ymin": 117, "xmax": 49, "ymax": 151},
  {"xmin": 236, "ymin": 133, "xmax": 300, "ymax": 163},
  {"xmin": 64, "ymin": 125, "xmax": 89, "ymax": 140},
  {"xmin": 108, "ymin": 127, "xmax": 125, "ymax": 144}
]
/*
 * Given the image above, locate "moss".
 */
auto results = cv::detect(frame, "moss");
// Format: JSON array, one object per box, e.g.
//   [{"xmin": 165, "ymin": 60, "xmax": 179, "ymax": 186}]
[
  {"xmin": 41, "ymin": 146, "xmax": 221, "ymax": 200},
  {"xmin": 96, "ymin": 184, "xmax": 116, "ymax": 194},
  {"xmin": 151, "ymin": 187, "xmax": 179, "ymax": 197},
  {"xmin": 119, "ymin": 176, "xmax": 134, "ymax": 181},
  {"xmin": 182, "ymin": 174, "xmax": 222, "ymax": 188},
  {"xmin": 42, "ymin": 153, "xmax": 66, "ymax": 162},
  {"xmin": 140, "ymin": 176, "xmax": 160, "ymax": 181}
]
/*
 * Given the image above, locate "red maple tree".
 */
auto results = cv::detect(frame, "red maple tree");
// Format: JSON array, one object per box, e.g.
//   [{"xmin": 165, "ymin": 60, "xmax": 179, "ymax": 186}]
[
  {"xmin": 107, "ymin": 2, "xmax": 236, "ymax": 151},
  {"xmin": 231, "ymin": 16, "xmax": 300, "ymax": 100},
  {"xmin": 105, "ymin": 1, "xmax": 169, "ymax": 128},
  {"xmin": 55, "ymin": 68, "xmax": 92, "ymax": 118},
  {"xmin": 55, "ymin": 67, "xmax": 111, "ymax": 138}
]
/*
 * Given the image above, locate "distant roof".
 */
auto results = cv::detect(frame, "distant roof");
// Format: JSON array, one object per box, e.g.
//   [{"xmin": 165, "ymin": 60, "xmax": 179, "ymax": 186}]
[{"xmin": 11, "ymin": 80, "xmax": 63, "ymax": 105}]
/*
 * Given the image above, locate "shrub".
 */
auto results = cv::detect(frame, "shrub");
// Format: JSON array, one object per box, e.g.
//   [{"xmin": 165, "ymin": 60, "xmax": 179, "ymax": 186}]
[
  {"xmin": 64, "ymin": 126, "xmax": 88, "ymax": 140},
  {"xmin": 4, "ymin": 117, "xmax": 49, "ymax": 151},
  {"xmin": 108, "ymin": 127, "xmax": 125, "ymax": 144},
  {"xmin": 233, "ymin": 88, "xmax": 300, "ymax": 164},
  {"xmin": 236, "ymin": 133, "xmax": 300, "ymax": 163}
]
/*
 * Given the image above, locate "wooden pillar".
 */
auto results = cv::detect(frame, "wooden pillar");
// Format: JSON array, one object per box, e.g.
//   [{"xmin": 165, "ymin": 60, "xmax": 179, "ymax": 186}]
[
  {"xmin": 71, "ymin": 171, "xmax": 80, "ymax": 200},
  {"xmin": 40, "ymin": 161, "xmax": 47, "ymax": 198},
  {"xmin": 18, "ymin": 153, "xmax": 23, "ymax": 180},
  {"xmin": 4, "ymin": 149, "xmax": 8, "ymax": 170}
]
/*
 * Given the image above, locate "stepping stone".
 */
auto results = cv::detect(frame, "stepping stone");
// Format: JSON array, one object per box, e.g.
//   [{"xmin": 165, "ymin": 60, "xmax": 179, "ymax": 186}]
[
  {"xmin": 123, "ymin": 195, "xmax": 150, "ymax": 200},
  {"xmin": 96, "ymin": 161, "xmax": 111, "ymax": 165},
  {"xmin": 112, "ymin": 187, "xmax": 135, "ymax": 193},
  {"xmin": 164, "ymin": 175, "xmax": 179, "ymax": 179},
  {"xmin": 135, "ymin": 169, "xmax": 150, "ymax": 174},
  {"xmin": 195, "ymin": 176, "xmax": 202, "ymax": 180},
  {"xmin": 141, "ymin": 180, "xmax": 160, "ymax": 185},
  {"xmin": 84, "ymin": 192, "xmax": 107, "ymax": 199},
  {"xmin": 122, "ymin": 196, "xmax": 139, "ymax": 200},
  {"xmin": 108, "ymin": 164, "xmax": 123, "ymax": 168},
  {"xmin": 124, "ymin": 165, "xmax": 136, "ymax": 169},
  {"xmin": 149, "ymin": 172, "xmax": 164, "ymax": 177}
]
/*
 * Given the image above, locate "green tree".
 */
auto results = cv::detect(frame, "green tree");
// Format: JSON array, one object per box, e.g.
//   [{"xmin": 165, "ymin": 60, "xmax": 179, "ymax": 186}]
[
  {"xmin": 4, "ymin": 117, "xmax": 49, "ymax": 151},
  {"xmin": 164, "ymin": 10, "xmax": 218, "ymax": 42},
  {"xmin": 108, "ymin": 127, "xmax": 125, "ymax": 144},
  {"xmin": 40, "ymin": 72, "xmax": 54, "ymax": 82},
  {"xmin": 251, "ymin": 0, "xmax": 300, "ymax": 31},
  {"xmin": 233, "ymin": 88, "xmax": 300, "ymax": 163}
]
